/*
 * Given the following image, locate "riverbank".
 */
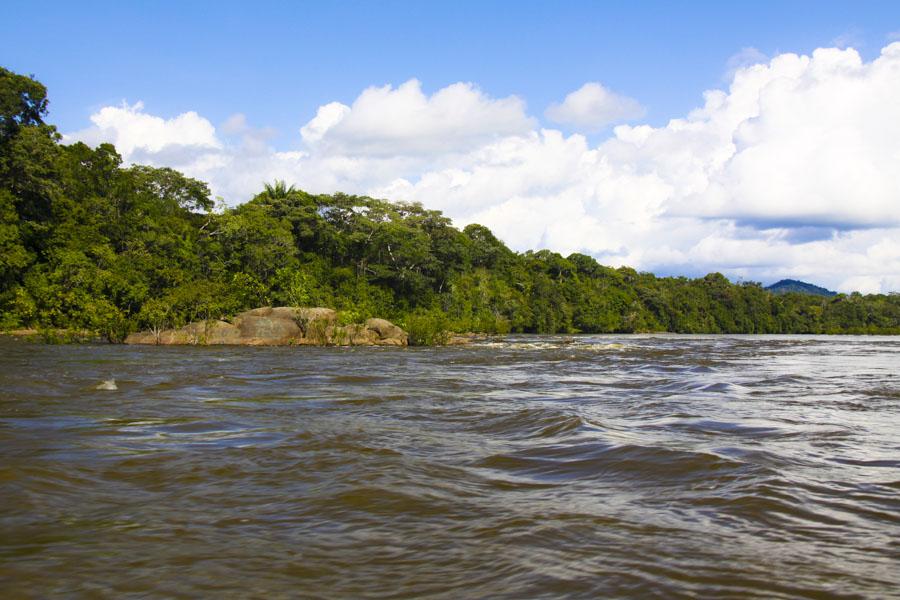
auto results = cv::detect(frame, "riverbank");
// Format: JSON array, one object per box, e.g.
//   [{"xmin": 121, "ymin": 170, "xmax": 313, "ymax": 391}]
[
  {"xmin": 0, "ymin": 328, "xmax": 105, "ymax": 343},
  {"xmin": 1, "ymin": 325, "xmax": 495, "ymax": 347}
]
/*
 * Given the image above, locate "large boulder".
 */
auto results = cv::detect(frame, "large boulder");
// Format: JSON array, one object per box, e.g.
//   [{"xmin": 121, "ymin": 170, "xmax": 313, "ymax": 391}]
[
  {"xmin": 364, "ymin": 318, "xmax": 409, "ymax": 346},
  {"xmin": 329, "ymin": 324, "xmax": 378, "ymax": 346},
  {"xmin": 293, "ymin": 307, "xmax": 337, "ymax": 343},
  {"xmin": 294, "ymin": 307, "xmax": 337, "ymax": 325},
  {"xmin": 234, "ymin": 315, "xmax": 302, "ymax": 345},
  {"xmin": 229, "ymin": 306, "xmax": 337, "ymax": 345},
  {"xmin": 199, "ymin": 320, "xmax": 242, "ymax": 344}
]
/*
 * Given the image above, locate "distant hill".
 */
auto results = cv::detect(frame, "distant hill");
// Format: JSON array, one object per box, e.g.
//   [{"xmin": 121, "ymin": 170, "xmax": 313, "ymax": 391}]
[{"xmin": 766, "ymin": 279, "xmax": 837, "ymax": 297}]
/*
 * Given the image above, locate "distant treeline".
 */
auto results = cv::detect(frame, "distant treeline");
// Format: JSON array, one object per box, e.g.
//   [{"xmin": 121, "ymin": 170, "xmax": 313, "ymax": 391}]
[{"xmin": 2, "ymin": 66, "xmax": 899, "ymax": 343}]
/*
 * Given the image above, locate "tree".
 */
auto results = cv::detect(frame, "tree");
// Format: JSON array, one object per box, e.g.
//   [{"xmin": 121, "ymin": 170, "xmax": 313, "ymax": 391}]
[
  {"xmin": 0, "ymin": 67, "xmax": 49, "ymax": 142},
  {"xmin": 262, "ymin": 179, "xmax": 297, "ymax": 200}
]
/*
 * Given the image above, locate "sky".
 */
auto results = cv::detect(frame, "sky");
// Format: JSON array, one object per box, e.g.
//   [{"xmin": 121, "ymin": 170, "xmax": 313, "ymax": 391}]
[{"xmin": 3, "ymin": 1, "xmax": 900, "ymax": 293}]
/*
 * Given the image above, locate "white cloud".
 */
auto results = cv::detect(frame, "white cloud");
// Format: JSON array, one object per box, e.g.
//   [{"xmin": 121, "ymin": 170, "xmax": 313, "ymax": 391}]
[
  {"xmin": 300, "ymin": 102, "xmax": 351, "ymax": 144},
  {"xmin": 672, "ymin": 46, "xmax": 900, "ymax": 229},
  {"xmin": 219, "ymin": 113, "xmax": 278, "ymax": 155},
  {"xmin": 545, "ymin": 82, "xmax": 645, "ymax": 131},
  {"xmin": 65, "ymin": 101, "xmax": 220, "ymax": 155},
  {"xmin": 220, "ymin": 113, "xmax": 249, "ymax": 135},
  {"xmin": 724, "ymin": 47, "xmax": 768, "ymax": 79},
  {"xmin": 66, "ymin": 43, "xmax": 900, "ymax": 293},
  {"xmin": 300, "ymin": 79, "xmax": 535, "ymax": 155}
]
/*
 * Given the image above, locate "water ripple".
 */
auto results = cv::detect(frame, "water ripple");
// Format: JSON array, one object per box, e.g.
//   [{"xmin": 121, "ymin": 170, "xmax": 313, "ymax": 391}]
[{"xmin": 1, "ymin": 335, "xmax": 898, "ymax": 598}]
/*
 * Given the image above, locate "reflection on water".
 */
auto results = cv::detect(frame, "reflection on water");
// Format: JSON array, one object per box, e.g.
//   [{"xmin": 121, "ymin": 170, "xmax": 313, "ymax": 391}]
[{"xmin": 1, "ymin": 335, "xmax": 898, "ymax": 598}]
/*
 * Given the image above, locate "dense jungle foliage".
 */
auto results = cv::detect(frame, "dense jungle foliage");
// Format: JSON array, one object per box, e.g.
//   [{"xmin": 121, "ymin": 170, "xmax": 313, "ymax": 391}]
[{"xmin": 2, "ymin": 67, "xmax": 899, "ymax": 343}]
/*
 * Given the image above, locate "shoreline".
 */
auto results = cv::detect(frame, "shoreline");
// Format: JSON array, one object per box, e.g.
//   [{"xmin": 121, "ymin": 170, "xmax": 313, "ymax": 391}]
[{"xmin": 3, "ymin": 328, "xmax": 898, "ymax": 346}]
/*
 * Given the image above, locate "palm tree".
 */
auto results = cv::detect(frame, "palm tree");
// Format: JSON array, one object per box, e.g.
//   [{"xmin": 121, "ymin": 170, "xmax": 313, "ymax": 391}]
[{"xmin": 262, "ymin": 179, "xmax": 297, "ymax": 200}]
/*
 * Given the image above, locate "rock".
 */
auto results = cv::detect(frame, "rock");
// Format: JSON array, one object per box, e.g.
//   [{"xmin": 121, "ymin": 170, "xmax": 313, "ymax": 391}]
[
  {"xmin": 123, "ymin": 320, "xmax": 242, "ymax": 345},
  {"xmin": 237, "ymin": 307, "xmax": 275, "ymax": 318},
  {"xmin": 446, "ymin": 332, "xmax": 487, "ymax": 345},
  {"xmin": 364, "ymin": 318, "xmax": 409, "ymax": 346},
  {"xmin": 331, "ymin": 323, "xmax": 378, "ymax": 346},
  {"xmin": 124, "ymin": 307, "xmax": 408, "ymax": 347},
  {"xmin": 235, "ymin": 315, "xmax": 301, "ymax": 345},
  {"xmin": 294, "ymin": 307, "xmax": 337, "ymax": 324},
  {"xmin": 124, "ymin": 331, "xmax": 157, "ymax": 344},
  {"xmin": 205, "ymin": 320, "xmax": 242, "ymax": 345},
  {"xmin": 293, "ymin": 307, "xmax": 337, "ymax": 342}
]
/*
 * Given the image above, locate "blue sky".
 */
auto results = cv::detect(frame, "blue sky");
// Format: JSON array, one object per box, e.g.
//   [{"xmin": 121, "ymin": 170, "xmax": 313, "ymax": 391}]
[
  {"xmin": 3, "ymin": 1, "xmax": 900, "ymax": 292},
  {"xmin": 3, "ymin": 1, "xmax": 898, "ymax": 144}
]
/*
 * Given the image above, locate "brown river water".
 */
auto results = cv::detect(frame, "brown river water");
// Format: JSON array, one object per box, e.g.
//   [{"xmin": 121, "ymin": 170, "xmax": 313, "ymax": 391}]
[{"xmin": 1, "ymin": 335, "xmax": 898, "ymax": 598}]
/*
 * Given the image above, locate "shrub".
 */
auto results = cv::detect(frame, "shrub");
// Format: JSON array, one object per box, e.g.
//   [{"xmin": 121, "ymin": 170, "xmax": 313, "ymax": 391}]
[{"xmin": 402, "ymin": 309, "xmax": 450, "ymax": 346}]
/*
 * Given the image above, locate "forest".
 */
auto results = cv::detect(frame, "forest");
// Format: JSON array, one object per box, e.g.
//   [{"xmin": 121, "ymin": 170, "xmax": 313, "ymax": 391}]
[{"xmin": 2, "ymin": 66, "xmax": 899, "ymax": 343}]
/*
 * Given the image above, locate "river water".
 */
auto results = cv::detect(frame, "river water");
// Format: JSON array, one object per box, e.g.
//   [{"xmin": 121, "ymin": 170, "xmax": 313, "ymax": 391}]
[{"xmin": 0, "ymin": 335, "xmax": 898, "ymax": 598}]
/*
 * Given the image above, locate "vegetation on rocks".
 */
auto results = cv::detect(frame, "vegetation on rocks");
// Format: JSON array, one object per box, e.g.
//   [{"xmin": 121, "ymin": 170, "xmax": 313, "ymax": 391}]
[
  {"xmin": 124, "ymin": 306, "xmax": 408, "ymax": 346},
  {"xmin": 2, "ymin": 66, "xmax": 899, "ymax": 343}
]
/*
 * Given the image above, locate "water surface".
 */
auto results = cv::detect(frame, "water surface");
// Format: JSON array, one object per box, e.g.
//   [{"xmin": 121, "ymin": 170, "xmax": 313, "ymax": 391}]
[{"xmin": 1, "ymin": 335, "xmax": 898, "ymax": 598}]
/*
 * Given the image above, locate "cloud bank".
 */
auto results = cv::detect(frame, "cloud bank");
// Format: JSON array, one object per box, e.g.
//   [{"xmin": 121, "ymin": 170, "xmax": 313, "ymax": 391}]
[{"xmin": 65, "ymin": 43, "xmax": 900, "ymax": 293}]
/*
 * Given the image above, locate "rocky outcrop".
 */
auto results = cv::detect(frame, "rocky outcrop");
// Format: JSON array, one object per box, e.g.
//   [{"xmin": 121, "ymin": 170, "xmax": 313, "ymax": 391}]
[
  {"xmin": 445, "ymin": 332, "xmax": 489, "ymax": 346},
  {"xmin": 124, "ymin": 307, "xmax": 408, "ymax": 347}
]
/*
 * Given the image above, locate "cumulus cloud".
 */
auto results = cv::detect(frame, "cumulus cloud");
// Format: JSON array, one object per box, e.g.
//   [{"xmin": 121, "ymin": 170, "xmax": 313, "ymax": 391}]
[
  {"xmin": 66, "ymin": 44, "xmax": 900, "ymax": 293},
  {"xmin": 66, "ymin": 101, "xmax": 220, "ymax": 155},
  {"xmin": 300, "ymin": 102, "xmax": 351, "ymax": 144},
  {"xmin": 670, "ymin": 46, "xmax": 900, "ymax": 229},
  {"xmin": 299, "ymin": 79, "xmax": 535, "ymax": 155},
  {"xmin": 545, "ymin": 83, "xmax": 645, "ymax": 131}
]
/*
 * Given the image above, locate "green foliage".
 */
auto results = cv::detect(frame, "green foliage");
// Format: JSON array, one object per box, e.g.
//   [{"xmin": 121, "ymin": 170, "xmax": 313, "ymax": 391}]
[
  {"xmin": 0, "ymin": 189, "xmax": 31, "ymax": 287},
  {"xmin": 335, "ymin": 309, "xmax": 364, "ymax": 327},
  {"xmin": 402, "ymin": 308, "xmax": 451, "ymax": 346},
  {"xmin": 1, "ymin": 65, "xmax": 898, "ymax": 341},
  {"xmin": 262, "ymin": 179, "xmax": 297, "ymax": 199},
  {"xmin": 0, "ymin": 67, "xmax": 49, "ymax": 141},
  {"xmin": 272, "ymin": 264, "xmax": 331, "ymax": 307}
]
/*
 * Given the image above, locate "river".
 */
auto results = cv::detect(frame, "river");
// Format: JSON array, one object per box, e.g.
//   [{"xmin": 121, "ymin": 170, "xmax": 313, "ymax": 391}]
[{"xmin": 1, "ymin": 335, "xmax": 898, "ymax": 598}]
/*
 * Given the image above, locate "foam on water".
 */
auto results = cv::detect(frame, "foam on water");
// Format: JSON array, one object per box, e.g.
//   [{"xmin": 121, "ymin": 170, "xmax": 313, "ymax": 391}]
[{"xmin": 94, "ymin": 379, "xmax": 117, "ymax": 391}]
